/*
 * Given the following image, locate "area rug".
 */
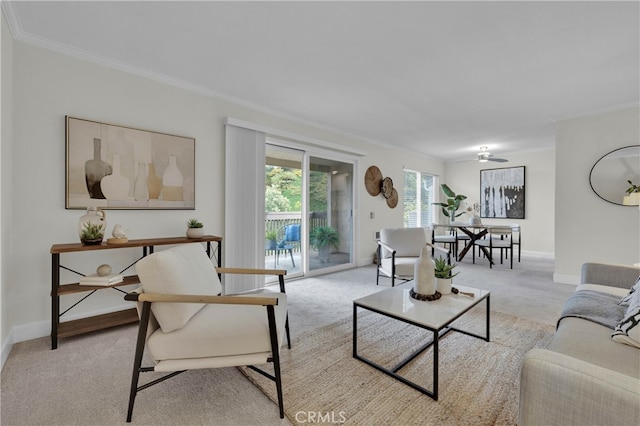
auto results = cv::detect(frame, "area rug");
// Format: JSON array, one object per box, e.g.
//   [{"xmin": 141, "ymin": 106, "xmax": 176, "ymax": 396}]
[{"xmin": 240, "ymin": 307, "xmax": 554, "ymax": 425}]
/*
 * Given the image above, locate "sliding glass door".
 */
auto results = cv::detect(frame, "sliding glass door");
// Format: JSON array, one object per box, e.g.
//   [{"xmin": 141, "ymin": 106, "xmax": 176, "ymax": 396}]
[{"xmin": 265, "ymin": 143, "xmax": 355, "ymax": 279}]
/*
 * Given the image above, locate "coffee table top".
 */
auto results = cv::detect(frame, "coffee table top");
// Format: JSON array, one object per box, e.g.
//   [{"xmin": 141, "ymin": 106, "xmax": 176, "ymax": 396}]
[{"xmin": 354, "ymin": 283, "xmax": 489, "ymax": 330}]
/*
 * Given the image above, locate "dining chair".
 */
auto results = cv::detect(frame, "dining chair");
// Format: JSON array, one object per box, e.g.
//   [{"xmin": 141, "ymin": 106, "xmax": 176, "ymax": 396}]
[
  {"xmin": 124, "ymin": 243, "xmax": 290, "ymax": 422},
  {"xmin": 275, "ymin": 223, "xmax": 301, "ymax": 266},
  {"xmin": 473, "ymin": 226, "xmax": 514, "ymax": 268},
  {"xmin": 431, "ymin": 224, "xmax": 458, "ymax": 260}
]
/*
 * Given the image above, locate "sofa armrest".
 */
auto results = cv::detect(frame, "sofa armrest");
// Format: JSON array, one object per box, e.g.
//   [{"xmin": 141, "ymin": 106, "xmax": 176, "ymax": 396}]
[
  {"xmin": 519, "ymin": 348, "xmax": 640, "ymax": 426},
  {"xmin": 581, "ymin": 262, "xmax": 640, "ymax": 289}
]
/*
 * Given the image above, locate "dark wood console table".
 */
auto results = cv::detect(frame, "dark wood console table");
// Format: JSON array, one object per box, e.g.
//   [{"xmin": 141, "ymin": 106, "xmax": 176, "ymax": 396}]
[{"xmin": 50, "ymin": 235, "xmax": 222, "ymax": 349}]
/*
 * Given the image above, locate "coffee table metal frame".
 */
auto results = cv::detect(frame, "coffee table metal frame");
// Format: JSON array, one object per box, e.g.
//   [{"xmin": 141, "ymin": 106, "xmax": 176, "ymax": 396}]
[{"xmin": 352, "ymin": 284, "xmax": 490, "ymax": 400}]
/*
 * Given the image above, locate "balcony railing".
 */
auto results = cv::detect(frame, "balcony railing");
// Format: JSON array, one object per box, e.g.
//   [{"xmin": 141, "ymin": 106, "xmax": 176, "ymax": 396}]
[{"xmin": 265, "ymin": 211, "xmax": 327, "ymax": 254}]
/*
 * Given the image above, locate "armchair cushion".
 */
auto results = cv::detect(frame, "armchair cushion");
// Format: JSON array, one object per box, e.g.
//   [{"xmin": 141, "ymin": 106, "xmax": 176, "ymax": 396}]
[
  {"xmin": 135, "ymin": 243, "xmax": 222, "ymax": 333},
  {"xmin": 380, "ymin": 227, "xmax": 428, "ymax": 258},
  {"xmin": 147, "ymin": 291, "xmax": 288, "ymax": 362}
]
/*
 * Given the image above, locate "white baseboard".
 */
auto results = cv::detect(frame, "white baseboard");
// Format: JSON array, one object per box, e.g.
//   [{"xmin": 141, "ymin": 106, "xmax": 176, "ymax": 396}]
[
  {"xmin": 553, "ymin": 273, "xmax": 580, "ymax": 285},
  {"xmin": 521, "ymin": 250, "xmax": 555, "ymax": 260},
  {"xmin": 1, "ymin": 302, "xmax": 135, "ymax": 370}
]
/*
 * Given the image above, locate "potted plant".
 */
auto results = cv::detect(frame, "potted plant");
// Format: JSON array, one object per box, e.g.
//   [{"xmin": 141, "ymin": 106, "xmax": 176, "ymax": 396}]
[
  {"xmin": 432, "ymin": 184, "xmax": 467, "ymax": 224},
  {"xmin": 310, "ymin": 226, "xmax": 339, "ymax": 263},
  {"xmin": 186, "ymin": 218, "xmax": 204, "ymax": 239},
  {"xmin": 624, "ymin": 180, "xmax": 640, "ymax": 205},
  {"xmin": 265, "ymin": 229, "xmax": 278, "ymax": 250},
  {"xmin": 434, "ymin": 257, "xmax": 459, "ymax": 295},
  {"xmin": 80, "ymin": 221, "xmax": 105, "ymax": 245}
]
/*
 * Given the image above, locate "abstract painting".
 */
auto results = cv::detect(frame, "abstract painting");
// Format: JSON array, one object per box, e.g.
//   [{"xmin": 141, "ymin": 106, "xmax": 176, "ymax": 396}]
[
  {"xmin": 66, "ymin": 116, "xmax": 195, "ymax": 210},
  {"xmin": 480, "ymin": 166, "xmax": 525, "ymax": 219}
]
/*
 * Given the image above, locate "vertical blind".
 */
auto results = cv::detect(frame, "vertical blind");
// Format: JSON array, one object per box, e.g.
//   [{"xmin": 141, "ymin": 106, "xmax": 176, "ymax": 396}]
[
  {"xmin": 224, "ymin": 124, "xmax": 266, "ymax": 293},
  {"xmin": 403, "ymin": 169, "xmax": 436, "ymax": 228}
]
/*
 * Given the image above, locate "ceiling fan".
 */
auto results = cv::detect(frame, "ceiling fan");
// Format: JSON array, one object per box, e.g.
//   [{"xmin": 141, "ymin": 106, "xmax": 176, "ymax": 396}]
[{"xmin": 477, "ymin": 146, "xmax": 508, "ymax": 163}]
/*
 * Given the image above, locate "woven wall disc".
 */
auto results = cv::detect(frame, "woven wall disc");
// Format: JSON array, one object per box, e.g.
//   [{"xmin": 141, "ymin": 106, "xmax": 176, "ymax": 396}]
[
  {"xmin": 386, "ymin": 188, "xmax": 399, "ymax": 208},
  {"xmin": 381, "ymin": 177, "xmax": 394, "ymax": 199},
  {"xmin": 364, "ymin": 166, "xmax": 383, "ymax": 196}
]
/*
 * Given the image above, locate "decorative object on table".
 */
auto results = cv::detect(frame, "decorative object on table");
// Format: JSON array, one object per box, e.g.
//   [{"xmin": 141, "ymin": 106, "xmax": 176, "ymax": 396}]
[
  {"xmin": 623, "ymin": 180, "xmax": 640, "ymax": 206},
  {"xmin": 65, "ymin": 116, "xmax": 195, "ymax": 210},
  {"xmin": 79, "ymin": 272, "xmax": 124, "ymax": 286},
  {"xmin": 107, "ymin": 224, "xmax": 129, "ymax": 244},
  {"xmin": 467, "ymin": 202, "xmax": 482, "ymax": 225},
  {"xmin": 186, "ymin": 218, "xmax": 204, "ymax": 238},
  {"xmin": 413, "ymin": 245, "xmax": 436, "ymax": 296},
  {"xmin": 434, "ymin": 257, "xmax": 459, "ymax": 295},
  {"xmin": 96, "ymin": 264, "xmax": 112, "ymax": 276},
  {"xmin": 364, "ymin": 165, "xmax": 383, "ymax": 196},
  {"xmin": 310, "ymin": 226, "xmax": 339, "ymax": 263},
  {"xmin": 480, "ymin": 166, "xmax": 525, "ymax": 219},
  {"xmin": 78, "ymin": 206, "xmax": 106, "ymax": 245},
  {"xmin": 451, "ymin": 287, "xmax": 475, "ymax": 297},
  {"xmin": 589, "ymin": 145, "xmax": 640, "ymax": 207},
  {"xmin": 84, "ymin": 137, "xmax": 112, "ymax": 199},
  {"xmin": 432, "ymin": 184, "xmax": 467, "ymax": 224},
  {"xmin": 265, "ymin": 229, "xmax": 278, "ymax": 250}
]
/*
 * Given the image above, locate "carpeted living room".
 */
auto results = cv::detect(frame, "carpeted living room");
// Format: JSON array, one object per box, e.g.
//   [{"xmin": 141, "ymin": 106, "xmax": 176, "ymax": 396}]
[{"xmin": 1, "ymin": 2, "xmax": 639, "ymax": 426}]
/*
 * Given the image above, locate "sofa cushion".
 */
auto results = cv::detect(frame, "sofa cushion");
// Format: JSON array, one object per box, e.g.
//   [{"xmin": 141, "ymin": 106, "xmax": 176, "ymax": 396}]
[
  {"xmin": 135, "ymin": 243, "xmax": 222, "ymax": 333},
  {"xmin": 613, "ymin": 290, "xmax": 640, "ymax": 349},
  {"xmin": 549, "ymin": 317, "xmax": 640, "ymax": 379},
  {"xmin": 619, "ymin": 276, "xmax": 640, "ymax": 306}
]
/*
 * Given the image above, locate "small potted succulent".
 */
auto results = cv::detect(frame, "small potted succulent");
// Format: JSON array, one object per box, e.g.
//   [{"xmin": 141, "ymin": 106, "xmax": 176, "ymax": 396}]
[
  {"xmin": 80, "ymin": 221, "xmax": 105, "ymax": 245},
  {"xmin": 186, "ymin": 218, "xmax": 204, "ymax": 239},
  {"xmin": 434, "ymin": 258, "xmax": 459, "ymax": 295},
  {"xmin": 624, "ymin": 180, "xmax": 640, "ymax": 205},
  {"xmin": 265, "ymin": 229, "xmax": 278, "ymax": 250}
]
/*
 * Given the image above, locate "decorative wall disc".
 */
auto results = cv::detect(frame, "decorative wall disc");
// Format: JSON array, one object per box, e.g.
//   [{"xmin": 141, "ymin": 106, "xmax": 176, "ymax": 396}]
[
  {"xmin": 364, "ymin": 166, "xmax": 383, "ymax": 196},
  {"xmin": 386, "ymin": 188, "xmax": 398, "ymax": 208},
  {"xmin": 381, "ymin": 177, "xmax": 394, "ymax": 199}
]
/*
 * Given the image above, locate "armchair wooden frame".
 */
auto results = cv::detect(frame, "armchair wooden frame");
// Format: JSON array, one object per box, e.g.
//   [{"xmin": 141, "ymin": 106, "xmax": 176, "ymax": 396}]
[{"xmin": 124, "ymin": 268, "xmax": 290, "ymax": 423}]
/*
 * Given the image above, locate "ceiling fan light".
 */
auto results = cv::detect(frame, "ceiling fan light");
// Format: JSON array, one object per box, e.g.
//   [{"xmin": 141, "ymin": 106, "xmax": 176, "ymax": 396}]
[{"xmin": 478, "ymin": 153, "xmax": 490, "ymax": 162}]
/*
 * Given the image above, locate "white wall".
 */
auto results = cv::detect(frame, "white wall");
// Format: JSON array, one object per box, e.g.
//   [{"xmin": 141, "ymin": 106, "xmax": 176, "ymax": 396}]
[
  {"xmin": 555, "ymin": 106, "xmax": 640, "ymax": 282},
  {"xmin": 444, "ymin": 148, "xmax": 556, "ymax": 257},
  {"xmin": 2, "ymin": 38, "xmax": 445, "ymax": 355}
]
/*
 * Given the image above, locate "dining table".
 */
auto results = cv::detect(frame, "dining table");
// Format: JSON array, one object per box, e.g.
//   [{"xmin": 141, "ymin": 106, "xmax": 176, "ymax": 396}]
[{"xmin": 433, "ymin": 222, "xmax": 502, "ymax": 265}]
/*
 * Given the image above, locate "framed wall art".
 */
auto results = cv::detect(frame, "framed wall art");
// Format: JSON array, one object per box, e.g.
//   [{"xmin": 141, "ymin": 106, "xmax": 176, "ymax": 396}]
[
  {"xmin": 66, "ymin": 116, "xmax": 195, "ymax": 210},
  {"xmin": 480, "ymin": 166, "xmax": 525, "ymax": 219}
]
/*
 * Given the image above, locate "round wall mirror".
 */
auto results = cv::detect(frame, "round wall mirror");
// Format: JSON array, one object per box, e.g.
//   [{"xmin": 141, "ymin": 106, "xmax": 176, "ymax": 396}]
[{"xmin": 589, "ymin": 145, "xmax": 640, "ymax": 206}]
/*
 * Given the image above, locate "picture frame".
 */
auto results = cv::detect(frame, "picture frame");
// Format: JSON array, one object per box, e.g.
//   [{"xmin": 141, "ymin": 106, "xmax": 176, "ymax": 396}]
[
  {"xmin": 480, "ymin": 166, "xmax": 525, "ymax": 219},
  {"xmin": 65, "ymin": 116, "xmax": 195, "ymax": 210}
]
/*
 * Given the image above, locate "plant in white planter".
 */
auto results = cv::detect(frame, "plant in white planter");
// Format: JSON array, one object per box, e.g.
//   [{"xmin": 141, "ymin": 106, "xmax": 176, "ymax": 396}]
[
  {"xmin": 186, "ymin": 218, "xmax": 204, "ymax": 239},
  {"xmin": 310, "ymin": 226, "xmax": 339, "ymax": 263},
  {"xmin": 432, "ymin": 184, "xmax": 467, "ymax": 224},
  {"xmin": 624, "ymin": 180, "xmax": 640, "ymax": 206},
  {"xmin": 434, "ymin": 258, "xmax": 459, "ymax": 295}
]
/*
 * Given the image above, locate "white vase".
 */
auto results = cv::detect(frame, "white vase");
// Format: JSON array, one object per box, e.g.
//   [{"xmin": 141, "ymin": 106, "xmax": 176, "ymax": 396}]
[
  {"xmin": 414, "ymin": 246, "xmax": 436, "ymax": 295},
  {"xmin": 162, "ymin": 156, "xmax": 184, "ymax": 201},
  {"xmin": 436, "ymin": 277, "xmax": 453, "ymax": 295},
  {"xmin": 101, "ymin": 154, "xmax": 130, "ymax": 200},
  {"xmin": 469, "ymin": 215, "xmax": 482, "ymax": 225}
]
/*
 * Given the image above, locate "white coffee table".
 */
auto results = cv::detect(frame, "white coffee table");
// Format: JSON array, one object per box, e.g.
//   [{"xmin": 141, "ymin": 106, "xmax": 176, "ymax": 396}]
[{"xmin": 353, "ymin": 283, "xmax": 490, "ymax": 400}]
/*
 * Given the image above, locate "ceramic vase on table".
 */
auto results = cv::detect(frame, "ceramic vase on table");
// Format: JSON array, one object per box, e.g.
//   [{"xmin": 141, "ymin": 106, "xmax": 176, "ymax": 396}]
[
  {"xmin": 78, "ymin": 207, "xmax": 106, "ymax": 245},
  {"xmin": 414, "ymin": 246, "xmax": 436, "ymax": 296}
]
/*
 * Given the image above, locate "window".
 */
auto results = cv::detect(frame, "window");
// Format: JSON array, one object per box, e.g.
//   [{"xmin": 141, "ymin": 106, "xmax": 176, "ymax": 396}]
[{"xmin": 403, "ymin": 169, "xmax": 437, "ymax": 227}]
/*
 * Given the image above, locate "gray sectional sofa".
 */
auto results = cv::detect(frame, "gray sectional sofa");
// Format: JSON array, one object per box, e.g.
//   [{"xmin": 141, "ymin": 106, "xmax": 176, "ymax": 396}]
[{"xmin": 518, "ymin": 262, "xmax": 640, "ymax": 426}]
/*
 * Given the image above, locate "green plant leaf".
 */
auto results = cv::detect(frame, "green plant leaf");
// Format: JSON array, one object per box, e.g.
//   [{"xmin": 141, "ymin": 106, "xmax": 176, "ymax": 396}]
[{"xmin": 441, "ymin": 184, "xmax": 455, "ymax": 198}]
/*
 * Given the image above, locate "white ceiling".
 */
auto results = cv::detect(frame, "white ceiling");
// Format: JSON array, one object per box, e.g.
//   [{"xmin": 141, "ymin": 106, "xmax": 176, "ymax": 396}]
[{"xmin": 4, "ymin": 1, "xmax": 639, "ymax": 162}]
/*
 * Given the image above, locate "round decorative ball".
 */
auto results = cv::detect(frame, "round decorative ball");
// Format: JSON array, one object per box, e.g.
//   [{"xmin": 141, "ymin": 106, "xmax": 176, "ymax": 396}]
[{"xmin": 96, "ymin": 264, "xmax": 112, "ymax": 276}]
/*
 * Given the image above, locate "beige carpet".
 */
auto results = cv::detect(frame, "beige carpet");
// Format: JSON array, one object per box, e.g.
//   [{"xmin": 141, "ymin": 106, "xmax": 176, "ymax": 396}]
[{"xmin": 241, "ymin": 306, "xmax": 554, "ymax": 426}]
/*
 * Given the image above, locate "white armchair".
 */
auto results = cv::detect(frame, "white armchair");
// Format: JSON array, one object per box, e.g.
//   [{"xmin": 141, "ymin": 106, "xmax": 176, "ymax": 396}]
[
  {"xmin": 377, "ymin": 227, "xmax": 450, "ymax": 286},
  {"xmin": 124, "ymin": 243, "xmax": 289, "ymax": 422}
]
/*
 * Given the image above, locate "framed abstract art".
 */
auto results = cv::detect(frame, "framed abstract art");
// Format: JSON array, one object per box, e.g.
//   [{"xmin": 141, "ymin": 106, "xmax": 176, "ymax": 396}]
[{"xmin": 480, "ymin": 166, "xmax": 525, "ymax": 219}]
